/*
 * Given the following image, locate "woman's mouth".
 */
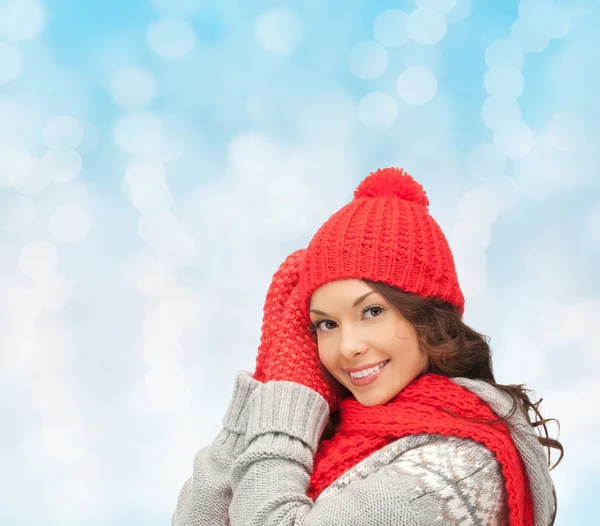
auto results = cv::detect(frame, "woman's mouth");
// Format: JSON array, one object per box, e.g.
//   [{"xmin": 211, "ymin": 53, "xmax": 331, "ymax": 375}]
[{"xmin": 347, "ymin": 359, "xmax": 390, "ymax": 387}]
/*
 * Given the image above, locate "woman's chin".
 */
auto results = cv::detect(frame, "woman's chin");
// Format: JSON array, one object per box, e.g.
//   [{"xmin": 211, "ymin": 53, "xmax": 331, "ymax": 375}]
[{"xmin": 351, "ymin": 387, "xmax": 395, "ymax": 407}]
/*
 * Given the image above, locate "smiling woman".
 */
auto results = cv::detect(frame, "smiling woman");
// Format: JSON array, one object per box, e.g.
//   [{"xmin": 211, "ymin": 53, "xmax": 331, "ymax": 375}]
[
  {"xmin": 309, "ymin": 279, "xmax": 427, "ymax": 407},
  {"xmin": 173, "ymin": 167, "xmax": 563, "ymax": 526}
]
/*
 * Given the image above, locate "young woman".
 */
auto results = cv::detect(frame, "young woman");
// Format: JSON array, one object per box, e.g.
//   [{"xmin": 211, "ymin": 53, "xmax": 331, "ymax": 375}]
[{"xmin": 172, "ymin": 167, "xmax": 563, "ymax": 525}]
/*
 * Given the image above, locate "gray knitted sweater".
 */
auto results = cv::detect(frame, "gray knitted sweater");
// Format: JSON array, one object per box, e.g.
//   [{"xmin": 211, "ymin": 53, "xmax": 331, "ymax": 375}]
[{"xmin": 172, "ymin": 372, "xmax": 554, "ymax": 525}]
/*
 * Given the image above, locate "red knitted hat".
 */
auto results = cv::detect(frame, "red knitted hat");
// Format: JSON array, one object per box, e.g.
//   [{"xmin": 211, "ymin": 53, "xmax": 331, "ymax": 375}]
[{"xmin": 298, "ymin": 167, "xmax": 465, "ymax": 315}]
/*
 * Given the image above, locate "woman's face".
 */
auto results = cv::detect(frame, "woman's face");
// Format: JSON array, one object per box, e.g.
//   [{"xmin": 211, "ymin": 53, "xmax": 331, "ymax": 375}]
[{"xmin": 309, "ymin": 279, "xmax": 428, "ymax": 406}]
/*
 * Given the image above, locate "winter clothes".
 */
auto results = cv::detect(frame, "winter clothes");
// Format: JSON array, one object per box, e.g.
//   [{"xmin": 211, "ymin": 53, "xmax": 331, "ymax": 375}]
[
  {"xmin": 172, "ymin": 167, "xmax": 555, "ymax": 525},
  {"xmin": 307, "ymin": 373, "xmax": 534, "ymax": 526},
  {"xmin": 172, "ymin": 371, "xmax": 554, "ymax": 525},
  {"xmin": 254, "ymin": 249, "xmax": 341, "ymax": 410},
  {"xmin": 298, "ymin": 167, "xmax": 465, "ymax": 316}
]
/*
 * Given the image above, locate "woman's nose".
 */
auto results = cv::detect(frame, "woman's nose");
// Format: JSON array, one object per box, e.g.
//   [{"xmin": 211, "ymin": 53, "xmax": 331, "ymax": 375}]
[{"xmin": 339, "ymin": 326, "xmax": 367, "ymax": 359}]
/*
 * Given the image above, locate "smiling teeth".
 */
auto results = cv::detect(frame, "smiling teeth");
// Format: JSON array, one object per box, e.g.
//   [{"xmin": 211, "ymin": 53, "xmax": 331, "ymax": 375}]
[{"xmin": 349, "ymin": 360, "xmax": 389, "ymax": 379}]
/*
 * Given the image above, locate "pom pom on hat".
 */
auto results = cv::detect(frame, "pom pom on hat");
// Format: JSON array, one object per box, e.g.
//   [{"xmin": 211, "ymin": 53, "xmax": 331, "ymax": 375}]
[{"xmin": 354, "ymin": 167, "xmax": 429, "ymax": 209}]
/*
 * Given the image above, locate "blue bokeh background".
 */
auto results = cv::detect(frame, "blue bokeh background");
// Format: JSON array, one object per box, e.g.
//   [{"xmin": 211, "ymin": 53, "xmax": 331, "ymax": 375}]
[{"xmin": 0, "ymin": 0, "xmax": 598, "ymax": 524}]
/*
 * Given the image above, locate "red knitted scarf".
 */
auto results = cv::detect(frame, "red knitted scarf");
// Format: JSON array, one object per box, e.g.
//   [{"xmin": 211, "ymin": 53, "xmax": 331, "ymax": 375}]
[{"xmin": 308, "ymin": 374, "xmax": 534, "ymax": 526}]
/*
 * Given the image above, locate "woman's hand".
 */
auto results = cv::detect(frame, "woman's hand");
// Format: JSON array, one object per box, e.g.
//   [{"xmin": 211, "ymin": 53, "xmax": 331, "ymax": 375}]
[{"xmin": 254, "ymin": 250, "xmax": 341, "ymax": 411}]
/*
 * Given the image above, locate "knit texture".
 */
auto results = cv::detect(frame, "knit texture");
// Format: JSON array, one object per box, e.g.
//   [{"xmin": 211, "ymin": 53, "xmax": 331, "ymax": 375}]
[
  {"xmin": 298, "ymin": 167, "xmax": 465, "ymax": 317},
  {"xmin": 171, "ymin": 371, "xmax": 260, "ymax": 526},
  {"xmin": 316, "ymin": 434, "xmax": 509, "ymax": 524},
  {"xmin": 453, "ymin": 377, "xmax": 556, "ymax": 526},
  {"xmin": 254, "ymin": 249, "xmax": 304, "ymax": 383},
  {"xmin": 308, "ymin": 373, "xmax": 533, "ymax": 526},
  {"xmin": 173, "ymin": 371, "xmax": 555, "ymax": 526},
  {"xmin": 254, "ymin": 249, "xmax": 341, "ymax": 409}
]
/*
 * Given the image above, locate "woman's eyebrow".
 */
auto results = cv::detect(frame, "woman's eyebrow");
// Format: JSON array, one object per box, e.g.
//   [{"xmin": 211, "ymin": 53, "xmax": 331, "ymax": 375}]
[{"xmin": 309, "ymin": 291, "xmax": 375, "ymax": 316}]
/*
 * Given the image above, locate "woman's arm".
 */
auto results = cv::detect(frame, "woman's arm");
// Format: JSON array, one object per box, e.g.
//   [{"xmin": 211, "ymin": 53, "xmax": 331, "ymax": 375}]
[
  {"xmin": 172, "ymin": 371, "xmax": 259, "ymax": 526},
  {"xmin": 229, "ymin": 380, "xmax": 507, "ymax": 525}
]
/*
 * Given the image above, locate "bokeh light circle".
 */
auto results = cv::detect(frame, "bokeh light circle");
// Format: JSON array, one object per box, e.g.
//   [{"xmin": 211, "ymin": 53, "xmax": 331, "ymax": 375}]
[
  {"xmin": 0, "ymin": 42, "xmax": 22, "ymax": 85},
  {"xmin": 406, "ymin": 8, "xmax": 447, "ymax": 45},
  {"xmin": 43, "ymin": 116, "xmax": 84, "ymax": 150},
  {"xmin": 147, "ymin": 17, "xmax": 196, "ymax": 60},
  {"xmin": 397, "ymin": 66, "xmax": 438, "ymax": 105},
  {"xmin": 357, "ymin": 92, "xmax": 398, "ymax": 130},
  {"xmin": 373, "ymin": 10, "xmax": 409, "ymax": 48},
  {"xmin": 49, "ymin": 205, "xmax": 91, "ymax": 244},
  {"xmin": 348, "ymin": 41, "xmax": 388, "ymax": 79},
  {"xmin": 110, "ymin": 68, "xmax": 157, "ymax": 110},
  {"xmin": 254, "ymin": 8, "xmax": 304, "ymax": 54}
]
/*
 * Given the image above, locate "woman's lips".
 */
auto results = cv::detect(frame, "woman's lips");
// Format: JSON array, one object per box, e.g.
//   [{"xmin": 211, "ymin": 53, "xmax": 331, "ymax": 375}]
[{"xmin": 348, "ymin": 360, "xmax": 390, "ymax": 387}]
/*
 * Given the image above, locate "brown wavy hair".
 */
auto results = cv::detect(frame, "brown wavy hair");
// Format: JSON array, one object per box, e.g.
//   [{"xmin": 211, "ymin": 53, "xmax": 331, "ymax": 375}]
[{"xmin": 318, "ymin": 280, "xmax": 564, "ymax": 524}]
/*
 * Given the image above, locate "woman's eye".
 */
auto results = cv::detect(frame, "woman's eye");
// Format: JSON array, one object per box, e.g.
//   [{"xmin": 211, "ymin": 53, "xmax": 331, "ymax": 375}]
[
  {"xmin": 315, "ymin": 320, "xmax": 337, "ymax": 332},
  {"xmin": 364, "ymin": 306, "xmax": 384, "ymax": 319},
  {"xmin": 312, "ymin": 307, "xmax": 383, "ymax": 332}
]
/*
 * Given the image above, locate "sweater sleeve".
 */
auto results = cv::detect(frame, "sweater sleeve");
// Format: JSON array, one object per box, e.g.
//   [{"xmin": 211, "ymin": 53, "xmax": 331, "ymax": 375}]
[
  {"xmin": 229, "ymin": 381, "xmax": 508, "ymax": 526},
  {"xmin": 172, "ymin": 371, "xmax": 260, "ymax": 526}
]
